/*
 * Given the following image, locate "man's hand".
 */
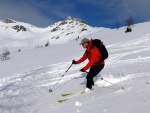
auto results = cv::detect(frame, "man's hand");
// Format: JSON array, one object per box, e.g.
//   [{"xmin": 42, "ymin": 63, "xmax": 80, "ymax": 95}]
[
  {"xmin": 72, "ymin": 60, "xmax": 76, "ymax": 64},
  {"xmin": 80, "ymin": 69, "xmax": 86, "ymax": 72}
]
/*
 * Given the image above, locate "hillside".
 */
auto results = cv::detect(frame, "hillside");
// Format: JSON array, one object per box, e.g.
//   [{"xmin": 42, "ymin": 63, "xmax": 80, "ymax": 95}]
[
  {"xmin": 0, "ymin": 17, "xmax": 108, "ymax": 52},
  {"xmin": 0, "ymin": 20, "xmax": 150, "ymax": 113}
]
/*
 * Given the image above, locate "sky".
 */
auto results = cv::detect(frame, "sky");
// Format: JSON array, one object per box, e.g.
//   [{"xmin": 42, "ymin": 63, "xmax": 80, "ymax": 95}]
[{"xmin": 0, "ymin": 0, "xmax": 150, "ymax": 28}]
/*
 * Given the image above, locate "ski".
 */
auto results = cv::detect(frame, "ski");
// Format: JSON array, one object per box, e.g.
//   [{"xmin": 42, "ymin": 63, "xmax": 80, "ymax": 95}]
[
  {"xmin": 58, "ymin": 91, "xmax": 82, "ymax": 103},
  {"xmin": 61, "ymin": 92, "xmax": 76, "ymax": 97},
  {"xmin": 58, "ymin": 99, "xmax": 69, "ymax": 103}
]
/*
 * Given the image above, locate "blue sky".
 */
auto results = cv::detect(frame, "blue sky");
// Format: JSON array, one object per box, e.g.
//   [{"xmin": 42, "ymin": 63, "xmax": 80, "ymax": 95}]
[{"xmin": 0, "ymin": 0, "xmax": 150, "ymax": 28}]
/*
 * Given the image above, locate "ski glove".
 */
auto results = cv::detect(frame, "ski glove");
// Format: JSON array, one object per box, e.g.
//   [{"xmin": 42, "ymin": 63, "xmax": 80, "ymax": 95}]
[
  {"xmin": 72, "ymin": 60, "xmax": 76, "ymax": 64},
  {"xmin": 80, "ymin": 69, "xmax": 86, "ymax": 72}
]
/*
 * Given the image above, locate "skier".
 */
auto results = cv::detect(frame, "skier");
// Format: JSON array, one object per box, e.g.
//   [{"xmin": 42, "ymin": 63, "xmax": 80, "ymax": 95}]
[{"xmin": 72, "ymin": 38, "xmax": 105, "ymax": 93}]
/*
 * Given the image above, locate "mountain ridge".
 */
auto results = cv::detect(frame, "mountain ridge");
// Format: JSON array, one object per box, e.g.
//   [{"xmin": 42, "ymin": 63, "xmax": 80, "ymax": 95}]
[{"xmin": 0, "ymin": 17, "xmax": 108, "ymax": 51}]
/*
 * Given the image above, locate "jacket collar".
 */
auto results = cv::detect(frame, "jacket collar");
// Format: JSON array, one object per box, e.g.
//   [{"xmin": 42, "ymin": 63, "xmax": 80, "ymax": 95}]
[{"xmin": 86, "ymin": 40, "xmax": 93, "ymax": 52}]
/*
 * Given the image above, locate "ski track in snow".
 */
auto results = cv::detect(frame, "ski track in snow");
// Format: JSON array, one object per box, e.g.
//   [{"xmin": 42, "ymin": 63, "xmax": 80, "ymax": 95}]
[
  {"xmin": 103, "ymin": 35, "xmax": 150, "ymax": 77},
  {"xmin": 0, "ymin": 34, "xmax": 150, "ymax": 113},
  {"xmin": 0, "ymin": 61, "xmax": 85, "ymax": 113}
]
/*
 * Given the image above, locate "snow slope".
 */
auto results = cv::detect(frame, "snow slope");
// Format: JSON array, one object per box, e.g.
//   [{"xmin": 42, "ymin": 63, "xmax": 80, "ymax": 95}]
[
  {"xmin": 0, "ymin": 21, "xmax": 150, "ymax": 113},
  {"xmin": 0, "ymin": 17, "xmax": 108, "ymax": 52}
]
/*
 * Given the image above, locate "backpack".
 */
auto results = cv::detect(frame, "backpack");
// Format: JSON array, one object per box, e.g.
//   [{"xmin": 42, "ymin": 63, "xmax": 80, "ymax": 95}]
[{"xmin": 92, "ymin": 39, "xmax": 108, "ymax": 63}]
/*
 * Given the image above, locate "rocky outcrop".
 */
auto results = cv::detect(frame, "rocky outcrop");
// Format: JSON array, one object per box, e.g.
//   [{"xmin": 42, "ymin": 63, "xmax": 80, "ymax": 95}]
[
  {"xmin": 3, "ymin": 19, "xmax": 16, "ymax": 24},
  {"xmin": 12, "ymin": 25, "xmax": 27, "ymax": 32}
]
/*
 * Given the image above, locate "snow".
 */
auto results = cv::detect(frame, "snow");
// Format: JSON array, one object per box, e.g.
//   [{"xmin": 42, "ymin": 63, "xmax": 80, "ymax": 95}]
[
  {"xmin": 75, "ymin": 101, "xmax": 82, "ymax": 107},
  {"xmin": 0, "ymin": 19, "xmax": 150, "ymax": 113},
  {"xmin": 0, "ymin": 18, "xmax": 107, "ymax": 52}
]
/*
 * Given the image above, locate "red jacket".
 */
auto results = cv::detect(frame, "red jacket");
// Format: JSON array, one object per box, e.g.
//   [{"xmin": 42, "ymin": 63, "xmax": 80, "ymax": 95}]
[{"xmin": 76, "ymin": 40, "xmax": 104, "ymax": 70}]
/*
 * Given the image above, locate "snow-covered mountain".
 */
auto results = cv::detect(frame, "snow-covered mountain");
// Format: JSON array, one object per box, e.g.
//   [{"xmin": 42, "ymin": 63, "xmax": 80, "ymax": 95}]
[
  {"xmin": 1, "ymin": 18, "xmax": 150, "ymax": 113},
  {"xmin": 0, "ymin": 17, "xmax": 108, "ymax": 52}
]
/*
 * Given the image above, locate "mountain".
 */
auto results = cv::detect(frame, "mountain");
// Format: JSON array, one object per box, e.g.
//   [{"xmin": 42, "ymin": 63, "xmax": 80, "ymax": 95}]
[{"xmin": 0, "ymin": 17, "xmax": 109, "ymax": 51}]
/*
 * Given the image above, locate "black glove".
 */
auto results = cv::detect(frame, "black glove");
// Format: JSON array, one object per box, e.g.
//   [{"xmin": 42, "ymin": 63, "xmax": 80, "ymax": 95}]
[
  {"xmin": 72, "ymin": 60, "xmax": 76, "ymax": 64},
  {"xmin": 80, "ymin": 68, "xmax": 86, "ymax": 72}
]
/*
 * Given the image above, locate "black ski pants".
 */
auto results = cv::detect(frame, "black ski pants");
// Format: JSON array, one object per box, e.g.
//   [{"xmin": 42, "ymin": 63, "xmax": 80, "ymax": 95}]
[{"xmin": 86, "ymin": 64, "xmax": 104, "ymax": 89}]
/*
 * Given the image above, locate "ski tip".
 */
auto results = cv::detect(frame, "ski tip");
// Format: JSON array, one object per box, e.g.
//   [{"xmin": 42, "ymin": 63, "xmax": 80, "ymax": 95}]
[
  {"xmin": 58, "ymin": 100, "xmax": 62, "ymax": 103},
  {"xmin": 58, "ymin": 99, "xmax": 68, "ymax": 103}
]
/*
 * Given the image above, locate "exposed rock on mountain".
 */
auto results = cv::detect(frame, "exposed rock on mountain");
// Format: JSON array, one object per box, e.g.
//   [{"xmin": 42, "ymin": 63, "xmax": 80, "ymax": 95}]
[
  {"xmin": 12, "ymin": 25, "xmax": 27, "ymax": 32},
  {"xmin": 3, "ymin": 19, "xmax": 16, "ymax": 24}
]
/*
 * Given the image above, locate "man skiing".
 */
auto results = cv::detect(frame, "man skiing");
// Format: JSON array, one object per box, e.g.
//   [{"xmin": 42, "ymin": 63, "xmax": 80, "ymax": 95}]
[{"xmin": 72, "ymin": 38, "xmax": 105, "ymax": 93}]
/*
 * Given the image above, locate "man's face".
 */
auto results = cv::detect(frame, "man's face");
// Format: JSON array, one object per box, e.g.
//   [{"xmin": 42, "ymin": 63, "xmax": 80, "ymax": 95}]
[{"xmin": 82, "ymin": 42, "xmax": 88, "ymax": 49}]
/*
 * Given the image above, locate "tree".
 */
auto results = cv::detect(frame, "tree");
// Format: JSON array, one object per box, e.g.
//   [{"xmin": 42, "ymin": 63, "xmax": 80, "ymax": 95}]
[
  {"xmin": 125, "ymin": 16, "xmax": 134, "ymax": 26},
  {"xmin": 45, "ymin": 41, "xmax": 50, "ymax": 47},
  {"xmin": 0, "ymin": 48, "xmax": 10, "ymax": 61},
  {"xmin": 125, "ymin": 16, "xmax": 134, "ymax": 33}
]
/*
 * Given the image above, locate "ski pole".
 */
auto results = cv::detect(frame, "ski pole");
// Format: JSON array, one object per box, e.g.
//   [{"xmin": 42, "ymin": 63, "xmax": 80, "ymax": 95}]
[
  {"xmin": 49, "ymin": 63, "xmax": 73, "ymax": 92},
  {"xmin": 85, "ymin": 71, "xmax": 124, "ymax": 90},
  {"xmin": 100, "ymin": 78, "xmax": 124, "ymax": 89}
]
